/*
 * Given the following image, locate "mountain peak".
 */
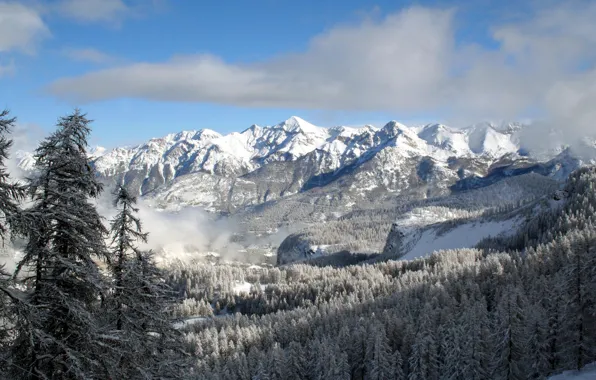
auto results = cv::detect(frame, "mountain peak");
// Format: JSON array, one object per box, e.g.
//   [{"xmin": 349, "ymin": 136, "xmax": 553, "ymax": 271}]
[
  {"xmin": 88, "ymin": 145, "xmax": 107, "ymax": 158},
  {"xmin": 380, "ymin": 120, "xmax": 412, "ymax": 136},
  {"xmin": 278, "ymin": 116, "xmax": 321, "ymax": 134},
  {"xmin": 193, "ymin": 128, "xmax": 222, "ymax": 140}
]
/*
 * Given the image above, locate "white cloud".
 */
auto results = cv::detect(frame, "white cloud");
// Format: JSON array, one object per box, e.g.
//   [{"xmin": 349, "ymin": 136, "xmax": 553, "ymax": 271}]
[
  {"xmin": 63, "ymin": 47, "xmax": 116, "ymax": 64},
  {"xmin": 46, "ymin": 3, "xmax": 596, "ymax": 139},
  {"xmin": 56, "ymin": 0, "xmax": 128, "ymax": 23},
  {"xmin": 0, "ymin": 2, "xmax": 49, "ymax": 54},
  {"xmin": 47, "ymin": 7, "xmax": 455, "ymax": 108}
]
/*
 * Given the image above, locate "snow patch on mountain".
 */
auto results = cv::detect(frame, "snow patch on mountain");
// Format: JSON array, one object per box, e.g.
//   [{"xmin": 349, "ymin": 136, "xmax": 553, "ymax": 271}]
[
  {"xmin": 402, "ymin": 218, "xmax": 520, "ymax": 261},
  {"xmin": 465, "ymin": 122, "xmax": 519, "ymax": 157},
  {"xmin": 381, "ymin": 204, "xmax": 524, "ymax": 261},
  {"xmin": 14, "ymin": 150, "xmax": 36, "ymax": 172},
  {"xmin": 417, "ymin": 123, "xmax": 471, "ymax": 156}
]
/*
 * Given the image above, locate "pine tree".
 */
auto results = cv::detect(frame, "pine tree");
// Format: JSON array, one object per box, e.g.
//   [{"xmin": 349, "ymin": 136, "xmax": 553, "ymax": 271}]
[
  {"xmin": 365, "ymin": 323, "xmax": 395, "ymax": 380},
  {"xmin": 564, "ymin": 230, "xmax": 596, "ymax": 370},
  {"xmin": 8, "ymin": 110, "xmax": 111, "ymax": 379},
  {"xmin": 542, "ymin": 272, "xmax": 566, "ymax": 375},
  {"xmin": 393, "ymin": 349, "xmax": 405, "ymax": 380},
  {"xmin": 108, "ymin": 186, "xmax": 148, "ymax": 331},
  {"xmin": 491, "ymin": 284, "xmax": 528, "ymax": 380},
  {"xmin": 0, "ymin": 109, "xmax": 26, "ymax": 358},
  {"xmin": 269, "ymin": 343, "xmax": 285, "ymax": 380},
  {"xmin": 408, "ymin": 305, "xmax": 439, "ymax": 380},
  {"xmin": 284, "ymin": 341, "xmax": 308, "ymax": 380},
  {"xmin": 0, "ymin": 264, "xmax": 16, "ymax": 351},
  {"xmin": 105, "ymin": 186, "xmax": 189, "ymax": 378},
  {"xmin": 0, "ymin": 109, "xmax": 26, "ymax": 238},
  {"xmin": 525, "ymin": 302, "xmax": 550, "ymax": 379}
]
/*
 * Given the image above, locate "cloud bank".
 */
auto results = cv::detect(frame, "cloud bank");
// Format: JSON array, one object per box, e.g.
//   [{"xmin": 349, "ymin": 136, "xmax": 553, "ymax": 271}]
[
  {"xmin": 96, "ymin": 189, "xmax": 245, "ymax": 262},
  {"xmin": 46, "ymin": 3, "xmax": 596, "ymax": 130}
]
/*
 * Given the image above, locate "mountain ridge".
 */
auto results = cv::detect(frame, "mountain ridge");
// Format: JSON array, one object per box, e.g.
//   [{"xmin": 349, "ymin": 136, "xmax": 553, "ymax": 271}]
[{"xmin": 87, "ymin": 116, "xmax": 546, "ymax": 211}]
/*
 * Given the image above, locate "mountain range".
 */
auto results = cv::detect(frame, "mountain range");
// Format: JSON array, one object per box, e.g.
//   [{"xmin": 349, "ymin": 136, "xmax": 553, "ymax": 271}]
[
  {"xmin": 15, "ymin": 116, "xmax": 590, "ymax": 264},
  {"xmin": 73, "ymin": 117, "xmax": 574, "ymax": 208}
]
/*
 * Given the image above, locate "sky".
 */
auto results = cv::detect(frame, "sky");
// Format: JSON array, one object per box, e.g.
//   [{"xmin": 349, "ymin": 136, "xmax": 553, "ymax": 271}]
[{"xmin": 1, "ymin": 0, "xmax": 595, "ymax": 148}]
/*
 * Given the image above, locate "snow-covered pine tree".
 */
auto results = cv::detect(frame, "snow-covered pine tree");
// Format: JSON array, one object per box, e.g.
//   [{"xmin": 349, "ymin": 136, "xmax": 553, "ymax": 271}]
[
  {"xmin": 0, "ymin": 109, "xmax": 27, "ymax": 356},
  {"xmin": 102, "ymin": 185, "xmax": 148, "ymax": 377},
  {"xmin": 563, "ymin": 229, "xmax": 596, "ymax": 370},
  {"xmin": 8, "ymin": 110, "xmax": 112, "ymax": 379},
  {"xmin": 106, "ymin": 186, "xmax": 189, "ymax": 378},
  {"xmin": 107, "ymin": 185, "xmax": 148, "ymax": 329},
  {"xmin": 490, "ymin": 283, "xmax": 528, "ymax": 380},
  {"xmin": 365, "ymin": 322, "xmax": 395, "ymax": 380},
  {"xmin": 0, "ymin": 264, "xmax": 14, "ymax": 351},
  {"xmin": 408, "ymin": 304, "xmax": 439, "ymax": 380},
  {"xmin": 268, "ymin": 342, "xmax": 286, "ymax": 380},
  {"xmin": 524, "ymin": 300, "xmax": 550, "ymax": 379},
  {"xmin": 0, "ymin": 109, "xmax": 26, "ymax": 238},
  {"xmin": 284, "ymin": 341, "xmax": 308, "ymax": 380},
  {"xmin": 393, "ymin": 349, "xmax": 405, "ymax": 380}
]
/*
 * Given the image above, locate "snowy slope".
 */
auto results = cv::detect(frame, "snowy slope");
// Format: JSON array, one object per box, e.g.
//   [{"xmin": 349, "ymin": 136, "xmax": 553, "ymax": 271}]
[
  {"xmin": 398, "ymin": 218, "xmax": 520, "ymax": 260},
  {"xmin": 417, "ymin": 123, "xmax": 471, "ymax": 156},
  {"xmin": 381, "ymin": 202, "xmax": 521, "ymax": 260},
  {"xmin": 379, "ymin": 173, "xmax": 562, "ymax": 261},
  {"xmin": 464, "ymin": 122, "xmax": 520, "ymax": 157}
]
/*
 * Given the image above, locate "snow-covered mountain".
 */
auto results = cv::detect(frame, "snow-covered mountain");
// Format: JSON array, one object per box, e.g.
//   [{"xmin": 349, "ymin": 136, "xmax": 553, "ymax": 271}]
[
  {"xmin": 91, "ymin": 116, "xmax": 568, "ymax": 214},
  {"xmin": 14, "ymin": 116, "xmax": 586, "ymax": 264}
]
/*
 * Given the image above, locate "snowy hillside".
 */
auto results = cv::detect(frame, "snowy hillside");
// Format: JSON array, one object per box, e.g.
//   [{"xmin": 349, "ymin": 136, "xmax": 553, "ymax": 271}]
[
  {"xmin": 383, "ymin": 211, "xmax": 522, "ymax": 260},
  {"xmin": 276, "ymin": 172, "xmax": 560, "ymax": 265},
  {"xmin": 381, "ymin": 175, "xmax": 563, "ymax": 260}
]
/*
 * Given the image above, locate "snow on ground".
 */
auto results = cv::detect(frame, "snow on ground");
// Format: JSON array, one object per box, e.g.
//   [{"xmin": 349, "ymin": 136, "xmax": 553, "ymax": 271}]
[
  {"xmin": 232, "ymin": 281, "xmax": 268, "ymax": 295},
  {"xmin": 396, "ymin": 207, "xmax": 484, "ymax": 233},
  {"xmin": 172, "ymin": 316, "xmax": 207, "ymax": 329},
  {"xmin": 400, "ymin": 218, "xmax": 520, "ymax": 261},
  {"xmin": 233, "ymin": 281, "xmax": 252, "ymax": 295},
  {"xmin": 549, "ymin": 363, "xmax": 596, "ymax": 379}
]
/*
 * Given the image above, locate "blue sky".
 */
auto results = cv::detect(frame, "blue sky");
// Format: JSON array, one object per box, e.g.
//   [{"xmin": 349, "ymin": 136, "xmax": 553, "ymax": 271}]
[{"xmin": 1, "ymin": 0, "xmax": 595, "ymax": 148}]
